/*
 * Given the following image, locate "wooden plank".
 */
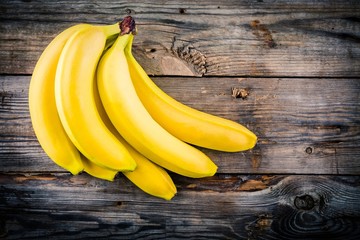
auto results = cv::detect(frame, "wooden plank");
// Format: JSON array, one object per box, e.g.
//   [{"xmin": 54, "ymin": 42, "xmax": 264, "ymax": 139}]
[
  {"xmin": 1, "ymin": 76, "xmax": 359, "ymax": 175},
  {"xmin": 0, "ymin": 173, "xmax": 359, "ymax": 239},
  {"xmin": 0, "ymin": 0, "xmax": 360, "ymax": 76}
]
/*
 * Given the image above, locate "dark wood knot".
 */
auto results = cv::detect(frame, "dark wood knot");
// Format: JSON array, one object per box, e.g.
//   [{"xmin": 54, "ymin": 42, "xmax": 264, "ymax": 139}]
[{"xmin": 294, "ymin": 194, "xmax": 315, "ymax": 210}]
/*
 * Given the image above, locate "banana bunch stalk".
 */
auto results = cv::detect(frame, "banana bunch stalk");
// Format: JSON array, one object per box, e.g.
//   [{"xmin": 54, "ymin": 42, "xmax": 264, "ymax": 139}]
[{"xmin": 29, "ymin": 16, "xmax": 257, "ymax": 200}]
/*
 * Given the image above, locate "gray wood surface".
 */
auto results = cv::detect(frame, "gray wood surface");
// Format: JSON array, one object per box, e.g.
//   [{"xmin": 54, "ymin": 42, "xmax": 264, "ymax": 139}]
[
  {"xmin": 0, "ymin": 0, "xmax": 359, "ymax": 76},
  {"xmin": 1, "ymin": 173, "xmax": 360, "ymax": 239},
  {"xmin": 1, "ymin": 0, "xmax": 360, "ymax": 239}
]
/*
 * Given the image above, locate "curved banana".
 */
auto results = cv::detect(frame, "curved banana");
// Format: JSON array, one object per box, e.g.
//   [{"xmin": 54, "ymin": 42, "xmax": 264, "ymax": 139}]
[
  {"xmin": 54, "ymin": 24, "xmax": 136, "ymax": 171},
  {"xmin": 29, "ymin": 24, "xmax": 91, "ymax": 175},
  {"xmin": 97, "ymin": 20, "xmax": 217, "ymax": 178},
  {"xmin": 93, "ymin": 74, "xmax": 176, "ymax": 200},
  {"xmin": 124, "ymin": 37, "xmax": 257, "ymax": 152},
  {"xmin": 123, "ymin": 147, "xmax": 177, "ymax": 200},
  {"xmin": 81, "ymin": 154, "xmax": 118, "ymax": 181},
  {"xmin": 82, "ymin": 144, "xmax": 176, "ymax": 200}
]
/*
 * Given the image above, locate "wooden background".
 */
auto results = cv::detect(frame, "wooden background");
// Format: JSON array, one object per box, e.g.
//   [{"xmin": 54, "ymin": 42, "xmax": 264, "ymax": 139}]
[{"xmin": 1, "ymin": 0, "xmax": 360, "ymax": 239}]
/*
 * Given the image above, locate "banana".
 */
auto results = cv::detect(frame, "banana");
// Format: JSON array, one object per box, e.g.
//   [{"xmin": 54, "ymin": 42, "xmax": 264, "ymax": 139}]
[
  {"xmin": 29, "ymin": 23, "xmax": 92, "ymax": 175},
  {"xmin": 82, "ymin": 144, "xmax": 176, "ymax": 200},
  {"xmin": 124, "ymin": 37, "xmax": 257, "ymax": 152},
  {"xmin": 122, "ymin": 147, "xmax": 177, "ymax": 200},
  {"xmin": 81, "ymin": 82, "xmax": 118, "ymax": 181},
  {"xmin": 54, "ymin": 24, "xmax": 136, "ymax": 171},
  {"xmin": 93, "ymin": 72, "xmax": 176, "ymax": 200},
  {"xmin": 81, "ymin": 154, "xmax": 118, "ymax": 181},
  {"xmin": 97, "ymin": 17, "xmax": 217, "ymax": 178}
]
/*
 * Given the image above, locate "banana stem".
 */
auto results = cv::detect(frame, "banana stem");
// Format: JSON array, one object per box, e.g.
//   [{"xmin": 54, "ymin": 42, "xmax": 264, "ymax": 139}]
[
  {"xmin": 115, "ymin": 34, "xmax": 133, "ymax": 50},
  {"xmin": 100, "ymin": 23, "xmax": 120, "ymax": 38},
  {"xmin": 124, "ymin": 33, "xmax": 134, "ymax": 55},
  {"xmin": 120, "ymin": 16, "xmax": 136, "ymax": 35},
  {"xmin": 105, "ymin": 34, "xmax": 118, "ymax": 50},
  {"xmin": 102, "ymin": 15, "xmax": 136, "ymax": 55},
  {"xmin": 99, "ymin": 16, "xmax": 136, "ymax": 46}
]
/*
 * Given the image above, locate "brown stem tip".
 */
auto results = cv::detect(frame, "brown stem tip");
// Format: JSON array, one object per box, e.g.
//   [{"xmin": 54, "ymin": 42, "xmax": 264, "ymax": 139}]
[{"xmin": 120, "ymin": 16, "xmax": 136, "ymax": 35}]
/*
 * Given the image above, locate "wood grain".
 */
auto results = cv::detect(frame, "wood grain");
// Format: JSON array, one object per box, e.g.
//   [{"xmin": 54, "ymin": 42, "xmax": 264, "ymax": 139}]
[
  {"xmin": 1, "ymin": 173, "xmax": 359, "ymax": 239},
  {"xmin": 1, "ymin": 75, "xmax": 359, "ymax": 175},
  {"xmin": 1, "ymin": 1, "xmax": 360, "ymax": 238},
  {"xmin": 0, "ymin": 0, "xmax": 359, "ymax": 76}
]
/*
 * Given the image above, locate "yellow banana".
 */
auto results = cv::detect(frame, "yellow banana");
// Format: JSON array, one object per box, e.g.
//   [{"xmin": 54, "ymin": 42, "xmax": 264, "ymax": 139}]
[
  {"xmin": 82, "ymin": 142, "xmax": 176, "ymax": 200},
  {"xmin": 93, "ymin": 73, "xmax": 176, "ymax": 200},
  {"xmin": 55, "ymin": 24, "xmax": 136, "ymax": 171},
  {"xmin": 81, "ymin": 154, "xmax": 118, "ymax": 181},
  {"xmin": 97, "ymin": 18, "xmax": 217, "ymax": 178},
  {"xmin": 122, "ymin": 148, "xmax": 177, "ymax": 200},
  {"xmin": 29, "ymin": 24, "xmax": 92, "ymax": 175},
  {"xmin": 125, "ymin": 37, "xmax": 257, "ymax": 152}
]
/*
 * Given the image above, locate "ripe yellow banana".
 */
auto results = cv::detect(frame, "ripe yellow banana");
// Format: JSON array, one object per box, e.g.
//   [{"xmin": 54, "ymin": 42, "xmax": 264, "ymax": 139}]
[
  {"xmin": 124, "ymin": 37, "xmax": 257, "ymax": 152},
  {"xmin": 93, "ymin": 73, "xmax": 176, "ymax": 200},
  {"xmin": 97, "ymin": 19, "xmax": 217, "ymax": 178},
  {"xmin": 29, "ymin": 24, "xmax": 92, "ymax": 175},
  {"xmin": 81, "ymin": 154, "xmax": 118, "ymax": 181},
  {"xmin": 81, "ymin": 82, "xmax": 118, "ymax": 181},
  {"xmin": 55, "ymin": 24, "xmax": 136, "ymax": 171},
  {"xmin": 82, "ymin": 144, "xmax": 176, "ymax": 200},
  {"xmin": 122, "ymin": 148, "xmax": 177, "ymax": 200}
]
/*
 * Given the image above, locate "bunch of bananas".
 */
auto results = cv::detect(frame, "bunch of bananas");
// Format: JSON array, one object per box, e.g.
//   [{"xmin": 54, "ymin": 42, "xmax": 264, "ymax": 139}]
[{"xmin": 29, "ymin": 16, "xmax": 257, "ymax": 200}]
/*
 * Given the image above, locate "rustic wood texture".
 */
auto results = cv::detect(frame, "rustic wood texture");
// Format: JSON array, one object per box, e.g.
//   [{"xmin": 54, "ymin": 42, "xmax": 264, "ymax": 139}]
[
  {"xmin": 1, "ymin": 173, "xmax": 360, "ymax": 239},
  {"xmin": 0, "ymin": 0, "xmax": 360, "ymax": 76},
  {"xmin": 1, "ymin": 0, "xmax": 360, "ymax": 239}
]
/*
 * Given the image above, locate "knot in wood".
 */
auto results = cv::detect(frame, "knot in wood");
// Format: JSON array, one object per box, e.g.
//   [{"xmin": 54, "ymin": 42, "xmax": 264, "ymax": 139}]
[
  {"xmin": 294, "ymin": 194, "xmax": 315, "ymax": 210},
  {"xmin": 171, "ymin": 37, "xmax": 207, "ymax": 76},
  {"xmin": 231, "ymin": 87, "xmax": 249, "ymax": 99}
]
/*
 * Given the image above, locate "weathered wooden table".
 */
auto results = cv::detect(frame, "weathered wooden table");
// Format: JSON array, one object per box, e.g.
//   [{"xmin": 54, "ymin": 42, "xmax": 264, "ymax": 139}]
[{"xmin": 1, "ymin": 1, "xmax": 360, "ymax": 239}]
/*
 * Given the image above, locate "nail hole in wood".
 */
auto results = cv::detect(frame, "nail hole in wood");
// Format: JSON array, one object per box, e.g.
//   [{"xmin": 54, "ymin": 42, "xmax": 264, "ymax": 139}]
[
  {"xmin": 305, "ymin": 147, "xmax": 313, "ymax": 154},
  {"xmin": 125, "ymin": 8, "xmax": 134, "ymax": 15}
]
